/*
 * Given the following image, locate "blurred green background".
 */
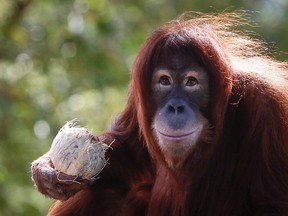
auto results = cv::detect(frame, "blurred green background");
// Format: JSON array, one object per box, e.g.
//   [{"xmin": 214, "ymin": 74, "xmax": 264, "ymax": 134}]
[{"xmin": 0, "ymin": 0, "xmax": 287, "ymax": 215}]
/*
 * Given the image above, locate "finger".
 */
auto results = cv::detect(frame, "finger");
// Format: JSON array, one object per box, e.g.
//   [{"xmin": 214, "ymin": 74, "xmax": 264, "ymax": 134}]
[
  {"xmin": 84, "ymin": 176, "xmax": 101, "ymax": 187},
  {"xmin": 45, "ymin": 188, "xmax": 70, "ymax": 200},
  {"xmin": 46, "ymin": 182, "xmax": 80, "ymax": 200},
  {"xmin": 55, "ymin": 173, "xmax": 99, "ymax": 185},
  {"xmin": 57, "ymin": 172, "xmax": 82, "ymax": 183}
]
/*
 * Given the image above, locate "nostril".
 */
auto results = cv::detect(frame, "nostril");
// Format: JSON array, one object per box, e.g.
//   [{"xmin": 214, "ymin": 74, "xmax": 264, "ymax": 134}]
[
  {"xmin": 167, "ymin": 105, "xmax": 185, "ymax": 114},
  {"xmin": 177, "ymin": 106, "xmax": 184, "ymax": 113},
  {"xmin": 168, "ymin": 105, "xmax": 175, "ymax": 113}
]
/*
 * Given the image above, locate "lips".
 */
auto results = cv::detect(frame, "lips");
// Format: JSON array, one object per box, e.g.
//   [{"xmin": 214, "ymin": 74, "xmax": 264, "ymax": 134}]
[{"xmin": 156, "ymin": 130, "xmax": 197, "ymax": 141}]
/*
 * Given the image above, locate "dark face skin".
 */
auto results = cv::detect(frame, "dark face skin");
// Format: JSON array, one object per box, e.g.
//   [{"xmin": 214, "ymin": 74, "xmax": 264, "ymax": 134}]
[{"xmin": 152, "ymin": 52, "xmax": 210, "ymax": 167}]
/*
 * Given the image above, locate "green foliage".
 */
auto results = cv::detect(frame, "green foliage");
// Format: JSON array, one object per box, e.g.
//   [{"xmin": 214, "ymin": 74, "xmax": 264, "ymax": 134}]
[{"xmin": 0, "ymin": 0, "xmax": 287, "ymax": 215}]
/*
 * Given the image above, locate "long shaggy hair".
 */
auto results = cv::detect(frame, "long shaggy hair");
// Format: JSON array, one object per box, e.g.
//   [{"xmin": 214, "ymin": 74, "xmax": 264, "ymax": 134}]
[{"xmin": 49, "ymin": 13, "xmax": 288, "ymax": 216}]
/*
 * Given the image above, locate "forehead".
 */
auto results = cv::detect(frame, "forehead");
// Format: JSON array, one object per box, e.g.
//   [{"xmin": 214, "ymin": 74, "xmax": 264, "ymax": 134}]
[
  {"xmin": 156, "ymin": 49, "xmax": 200, "ymax": 70},
  {"xmin": 155, "ymin": 50, "xmax": 204, "ymax": 73}
]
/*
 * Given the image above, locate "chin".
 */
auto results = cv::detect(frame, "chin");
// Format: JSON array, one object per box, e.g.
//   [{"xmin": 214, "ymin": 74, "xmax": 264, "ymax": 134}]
[{"xmin": 154, "ymin": 128, "xmax": 202, "ymax": 168}]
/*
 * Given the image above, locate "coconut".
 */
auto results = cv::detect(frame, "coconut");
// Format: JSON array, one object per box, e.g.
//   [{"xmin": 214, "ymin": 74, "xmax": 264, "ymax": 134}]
[{"xmin": 49, "ymin": 120, "xmax": 110, "ymax": 180}]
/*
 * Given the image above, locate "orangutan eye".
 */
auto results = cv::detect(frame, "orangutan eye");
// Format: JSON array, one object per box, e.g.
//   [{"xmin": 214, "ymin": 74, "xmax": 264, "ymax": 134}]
[
  {"xmin": 159, "ymin": 76, "xmax": 171, "ymax": 86},
  {"xmin": 186, "ymin": 77, "xmax": 199, "ymax": 86}
]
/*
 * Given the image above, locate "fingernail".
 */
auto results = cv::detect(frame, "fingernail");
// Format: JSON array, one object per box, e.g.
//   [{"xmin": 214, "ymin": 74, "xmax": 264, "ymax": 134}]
[{"xmin": 90, "ymin": 176, "xmax": 101, "ymax": 184}]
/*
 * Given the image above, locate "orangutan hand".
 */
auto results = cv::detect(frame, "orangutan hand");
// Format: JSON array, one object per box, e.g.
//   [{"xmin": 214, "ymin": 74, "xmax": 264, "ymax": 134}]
[{"xmin": 31, "ymin": 153, "xmax": 98, "ymax": 200}]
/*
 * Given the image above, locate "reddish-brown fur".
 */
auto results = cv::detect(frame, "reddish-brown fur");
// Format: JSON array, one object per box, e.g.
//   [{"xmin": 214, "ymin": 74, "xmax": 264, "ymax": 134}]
[{"xmin": 48, "ymin": 13, "xmax": 288, "ymax": 216}]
